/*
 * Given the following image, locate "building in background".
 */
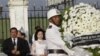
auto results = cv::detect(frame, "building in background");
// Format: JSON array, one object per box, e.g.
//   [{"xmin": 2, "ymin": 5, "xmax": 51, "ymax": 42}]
[
  {"xmin": 47, "ymin": 0, "xmax": 74, "ymax": 8},
  {"xmin": 8, "ymin": 0, "xmax": 29, "ymax": 40},
  {"xmin": 47, "ymin": 0, "xmax": 64, "ymax": 6},
  {"xmin": 74, "ymin": 0, "xmax": 100, "ymax": 9}
]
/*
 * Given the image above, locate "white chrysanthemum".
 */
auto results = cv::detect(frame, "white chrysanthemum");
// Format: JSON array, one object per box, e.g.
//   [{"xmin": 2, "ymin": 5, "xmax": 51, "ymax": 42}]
[{"xmin": 62, "ymin": 3, "xmax": 100, "ymax": 37}]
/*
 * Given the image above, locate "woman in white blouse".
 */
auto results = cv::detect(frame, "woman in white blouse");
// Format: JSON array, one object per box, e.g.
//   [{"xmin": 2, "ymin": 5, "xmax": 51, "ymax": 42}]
[{"xmin": 31, "ymin": 29, "xmax": 47, "ymax": 56}]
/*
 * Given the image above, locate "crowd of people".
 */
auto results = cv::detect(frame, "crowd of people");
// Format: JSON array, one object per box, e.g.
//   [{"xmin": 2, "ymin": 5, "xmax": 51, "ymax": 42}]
[{"xmin": 2, "ymin": 8, "xmax": 74, "ymax": 56}]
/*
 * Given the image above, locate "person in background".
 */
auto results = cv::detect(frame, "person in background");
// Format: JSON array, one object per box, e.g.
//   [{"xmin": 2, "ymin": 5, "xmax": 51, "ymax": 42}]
[
  {"xmin": 31, "ymin": 26, "xmax": 41, "ymax": 44},
  {"xmin": 31, "ymin": 29, "xmax": 47, "ymax": 56},
  {"xmin": 2, "ymin": 27, "xmax": 30, "ymax": 56},
  {"xmin": 17, "ymin": 31, "xmax": 26, "ymax": 39}
]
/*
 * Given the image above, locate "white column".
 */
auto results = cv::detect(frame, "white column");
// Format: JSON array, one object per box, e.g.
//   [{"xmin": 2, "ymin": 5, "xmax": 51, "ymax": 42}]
[{"xmin": 8, "ymin": 0, "xmax": 29, "ymax": 39}]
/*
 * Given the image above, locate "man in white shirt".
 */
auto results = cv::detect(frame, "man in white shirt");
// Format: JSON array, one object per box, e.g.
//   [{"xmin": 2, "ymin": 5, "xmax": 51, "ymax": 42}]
[{"xmin": 46, "ymin": 8, "xmax": 74, "ymax": 56}]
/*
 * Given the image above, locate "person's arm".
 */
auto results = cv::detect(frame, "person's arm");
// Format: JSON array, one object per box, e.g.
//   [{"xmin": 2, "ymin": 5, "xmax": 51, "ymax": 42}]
[
  {"xmin": 44, "ymin": 42, "xmax": 48, "ymax": 56},
  {"xmin": 20, "ymin": 40, "xmax": 30, "ymax": 56},
  {"xmin": 46, "ymin": 30, "xmax": 74, "ymax": 55},
  {"xmin": 30, "ymin": 42, "xmax": 36, "ymax": 56},
  {"xmin": 2, "ymin": 40, "xmax": 13, "ymax": 55}
]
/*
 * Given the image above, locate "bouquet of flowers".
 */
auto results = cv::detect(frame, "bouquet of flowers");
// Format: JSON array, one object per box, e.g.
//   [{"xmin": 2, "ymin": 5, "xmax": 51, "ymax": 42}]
[{"xmin": 62, "ymin": 3, "xmax": 100, "ymax": 56}]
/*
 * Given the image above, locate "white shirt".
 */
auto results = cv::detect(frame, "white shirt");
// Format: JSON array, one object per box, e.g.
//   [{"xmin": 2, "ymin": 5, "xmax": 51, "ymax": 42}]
[
  {"xmin": 46, "ymin": 23, "xmax": 74, "ymax": 55},
  {"xmin": 46, "ymin": 23, "xmax": 65, "ymax": 49},
  {"xmin": 31, "ymin": 40, "xmax": 47, "ymax": 56},
  {"xmin": 12, "ymin": 38, "xmax": 18, "ymax": 46}
]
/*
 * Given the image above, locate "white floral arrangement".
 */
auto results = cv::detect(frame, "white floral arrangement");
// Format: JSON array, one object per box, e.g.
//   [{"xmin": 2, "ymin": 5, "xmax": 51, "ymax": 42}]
[
  {"xmin": 62, "ymin": 3, "xmax": 100, "ymax": 37},
  {"xmin": 61, "ymin": 3, "xmax": 100, "ymax": 56}
]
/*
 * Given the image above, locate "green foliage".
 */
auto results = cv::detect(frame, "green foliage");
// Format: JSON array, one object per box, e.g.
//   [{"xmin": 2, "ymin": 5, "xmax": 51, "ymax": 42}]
[{"xmin": 85, "ymin": 47, "xmax": 100, "ymax": 56}]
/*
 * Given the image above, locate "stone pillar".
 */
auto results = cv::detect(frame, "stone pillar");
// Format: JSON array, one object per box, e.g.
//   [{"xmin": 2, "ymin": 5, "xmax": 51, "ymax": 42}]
[{"xmin": 8, "ymin": 0, "xmax": 29, "ymax": 39}]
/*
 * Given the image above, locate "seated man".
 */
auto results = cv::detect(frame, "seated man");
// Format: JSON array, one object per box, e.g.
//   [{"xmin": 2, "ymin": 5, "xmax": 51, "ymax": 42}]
[{"xmin": 2, "ymin": 27, "xmax": 30, "ymax": 56}]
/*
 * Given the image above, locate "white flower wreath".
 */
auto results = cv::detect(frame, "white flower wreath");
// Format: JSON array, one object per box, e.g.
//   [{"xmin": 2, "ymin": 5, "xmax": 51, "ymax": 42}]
[
  {"xmin": 61, "ymin": 3, "xmax": 100, "ymax": 56},
  {"xmin": 63, "ymin": 3, "xmax": 100, "ymax": 37}
]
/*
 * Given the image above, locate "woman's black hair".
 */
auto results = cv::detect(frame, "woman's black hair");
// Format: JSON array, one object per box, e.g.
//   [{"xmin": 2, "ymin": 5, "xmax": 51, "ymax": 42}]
[
  {"xmin": 21, "ymin": 33, "xmax": 26, "ymax": 37},
  {"xmin": 34, "ymin": 29, "xmax": 46, "ymax": 40}
]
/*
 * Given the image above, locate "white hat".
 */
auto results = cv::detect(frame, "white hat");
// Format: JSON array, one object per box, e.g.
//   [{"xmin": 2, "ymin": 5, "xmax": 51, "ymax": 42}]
[{"xmin": 47, "ymin": 8, "xmax": 61, "ymax": 19}]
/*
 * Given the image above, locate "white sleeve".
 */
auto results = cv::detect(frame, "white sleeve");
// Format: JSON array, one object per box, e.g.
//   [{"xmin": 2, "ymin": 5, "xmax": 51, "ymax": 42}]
[
  {"xmin": 46, "ymin": 29, "xmax": 65, "ymax": 46},
  {"xmin": 32, "ymin": 34, "xmax": 35, "ymax": 43},
  {"xmin": 46, "ymin": 29, "xmax": 74, "ymax": 55},
  {"xmin": 30, "ymin": 42, "xmax": 36, "ymax": 55}
]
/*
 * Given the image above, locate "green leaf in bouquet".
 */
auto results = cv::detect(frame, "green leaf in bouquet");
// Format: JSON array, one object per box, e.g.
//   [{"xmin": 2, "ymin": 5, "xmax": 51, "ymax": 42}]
[
  {"xmin": 62, "ymin": 7, "xmax": 70, "ymax": 21},
  {"xmin": 64, "ymin": 41, "xmax": 71, "ymax": 49},
  {"xmin": 84, "ymin": 47, "xmax": 100, "ymax": 56}
]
